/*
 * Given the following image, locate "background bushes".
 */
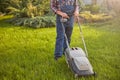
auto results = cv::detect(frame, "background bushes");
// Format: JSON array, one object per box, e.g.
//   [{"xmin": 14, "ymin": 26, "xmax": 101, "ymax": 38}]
[
  {"xmin": 79, "ymin": 11, "xmax": 112, "ymax": 23},
  {"xmin": 0, "ymin": 0, "xmax": 9, "ymax": 13},
  {"xmin": 82, "ymin": 4, "xmax": 100, "ymax": 14},
  {"xmin": 7, "ymin": 16, "xmax": 56, "ymax": 28},
  {"xmin": 1, "ymin": 0, "xmax": 50, "ymax": 18},
  {"xmin": 1, "ymin": 0, "xmax": 116, "ymax": 28}
]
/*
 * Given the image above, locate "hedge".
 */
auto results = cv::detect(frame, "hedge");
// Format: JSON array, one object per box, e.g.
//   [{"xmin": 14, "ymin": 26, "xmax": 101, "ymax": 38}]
[{"xmin": 7, "ymin": 16, "xmax": 56, "ymax": 28}]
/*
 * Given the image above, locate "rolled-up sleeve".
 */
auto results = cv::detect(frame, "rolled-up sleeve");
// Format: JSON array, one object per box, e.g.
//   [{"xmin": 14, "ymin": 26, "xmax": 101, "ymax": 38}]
[{"xmin": 50, "ymin": 0, "xmax": 58, "ymax": 13}]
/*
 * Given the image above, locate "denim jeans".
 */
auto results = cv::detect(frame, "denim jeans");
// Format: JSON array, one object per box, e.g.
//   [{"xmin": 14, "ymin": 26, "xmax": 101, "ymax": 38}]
[{"xmin": 54, "ymin": 15, "xmax": 74, "ymax": 57}]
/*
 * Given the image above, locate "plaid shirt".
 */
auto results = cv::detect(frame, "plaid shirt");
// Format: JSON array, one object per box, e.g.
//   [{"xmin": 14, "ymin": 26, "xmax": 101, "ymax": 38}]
[{"xmin": 50, "ymin": 0, "xmax": 79, "ymax": 13}]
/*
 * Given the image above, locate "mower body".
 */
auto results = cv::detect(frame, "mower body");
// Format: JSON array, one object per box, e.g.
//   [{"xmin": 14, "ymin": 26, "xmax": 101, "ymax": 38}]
[{"xmin": 65, "ymin": 47, "xmax": 95, "ymax": 77}]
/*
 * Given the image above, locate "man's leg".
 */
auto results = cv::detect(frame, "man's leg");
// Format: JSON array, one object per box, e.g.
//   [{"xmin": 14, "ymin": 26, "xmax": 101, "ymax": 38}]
[{"xmin": 54, "ymin": 16, "xmax": 64, "ymax": 58}]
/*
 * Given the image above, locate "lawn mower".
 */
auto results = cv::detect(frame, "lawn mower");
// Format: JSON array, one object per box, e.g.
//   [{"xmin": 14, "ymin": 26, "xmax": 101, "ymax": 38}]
[{"xmin": 60, "ymin": 17, "xmax": 96, "ymax": 78}]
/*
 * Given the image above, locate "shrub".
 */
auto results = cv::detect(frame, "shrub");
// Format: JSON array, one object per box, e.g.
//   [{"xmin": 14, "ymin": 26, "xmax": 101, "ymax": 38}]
[
  {"xmin": 0, "ymin": 0, "xmax": 9, "ymax": 13},
  {"xmin": 83, "ymin": 4, "xmax": 100, "ymax": 14},
  {"xmin": 6, "ymin": 0, "xmax": 50, "ymax": 18},
  {"xmin": 79, "ymin": 11, "xmax": 112, "ymax": 23},
  {"xmin": 0, "ymin": 12, "xmax": 5, "ymax": 16},
  {"xmin": 7, "ymin": 16, "xmax": 56, "ymax": 28}
]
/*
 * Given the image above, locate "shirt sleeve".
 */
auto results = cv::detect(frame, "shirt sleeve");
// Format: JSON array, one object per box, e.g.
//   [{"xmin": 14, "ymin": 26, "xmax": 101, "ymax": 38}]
[{"xmin": 50, "ymin": 0, "xmax": 58, "ymax": 13}]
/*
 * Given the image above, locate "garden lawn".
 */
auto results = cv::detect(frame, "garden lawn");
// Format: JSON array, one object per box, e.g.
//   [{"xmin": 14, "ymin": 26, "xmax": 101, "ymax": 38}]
[{"xmin": 0, "ymin": 15, "xmax": 120, "ymax": 80}]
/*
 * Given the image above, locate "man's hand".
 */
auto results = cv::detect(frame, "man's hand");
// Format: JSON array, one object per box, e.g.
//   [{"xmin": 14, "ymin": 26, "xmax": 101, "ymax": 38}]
[
  {"xmin": 56, "ymin": 11, "xmax": 69, "ymax": 18},
  {"xmin": 74, "ymin": 11, "xmax": 79, "ymax": 17}
]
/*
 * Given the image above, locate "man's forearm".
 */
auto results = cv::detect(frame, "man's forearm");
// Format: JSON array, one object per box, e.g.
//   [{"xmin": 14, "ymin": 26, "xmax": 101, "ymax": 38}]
[
  {"xmin": 56, "ymin": 10, "xmax": 69, "ymax": 18},
  {"xmin": 75, "ymin": 0, "xmax": 79, "ymax": 13}
]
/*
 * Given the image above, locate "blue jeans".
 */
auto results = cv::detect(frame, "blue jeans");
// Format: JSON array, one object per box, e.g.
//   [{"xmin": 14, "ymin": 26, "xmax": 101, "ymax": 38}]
[{"xmin": 54, "ymin": 15, "xmax": 74, "ymax": 57}]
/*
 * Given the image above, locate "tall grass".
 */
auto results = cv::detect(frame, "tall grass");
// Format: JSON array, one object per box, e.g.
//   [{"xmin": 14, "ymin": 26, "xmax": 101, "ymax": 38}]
[{"xmin": 0, "ymin": 15, "xmax": 120, "ymax": 80}]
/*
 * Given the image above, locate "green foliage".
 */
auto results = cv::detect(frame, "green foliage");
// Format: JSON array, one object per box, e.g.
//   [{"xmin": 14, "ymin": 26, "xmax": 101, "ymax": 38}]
[
  {"xmin": 79, "ymin": 11, "xmax": 112, "ymax": 23},
  {"xmin": 0, "ymin": 15, "xmax": 120, "ymax": 80},
  {"xmin": 5, "ymin": 0, "xmax": 50, "ymax": 18},
  {"xmin": 83, "ymin": 4, "xmax": 100, "ymax": 13},
  {"xmin": 77, "ymin": 0, "xmax": 85, "ymax": 11},
  {"xmin": 0, "ymin": 0, "xmax": 9, "ymax": 13},
  {"xmin": 7, "ymin": 16, "xmax": 56, "ymax": 28}
]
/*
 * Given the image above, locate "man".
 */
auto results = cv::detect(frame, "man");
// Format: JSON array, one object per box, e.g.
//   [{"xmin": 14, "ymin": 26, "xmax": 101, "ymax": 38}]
[{"xmin": 50, "ymin": 0, "xmax": 79, "ymax": 60}]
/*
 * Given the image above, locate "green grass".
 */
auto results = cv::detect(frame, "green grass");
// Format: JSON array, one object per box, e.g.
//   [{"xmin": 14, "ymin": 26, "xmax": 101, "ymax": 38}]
[{"xmin": 0, "ymin": 15, "xmax": 120, "ymax": 80}]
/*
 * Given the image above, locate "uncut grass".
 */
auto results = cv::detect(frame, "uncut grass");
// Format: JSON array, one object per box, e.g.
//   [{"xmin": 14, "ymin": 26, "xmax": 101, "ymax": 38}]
[{"xmin": 0, "ymin": 16, "xmax": 120, "ymax": 80}]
